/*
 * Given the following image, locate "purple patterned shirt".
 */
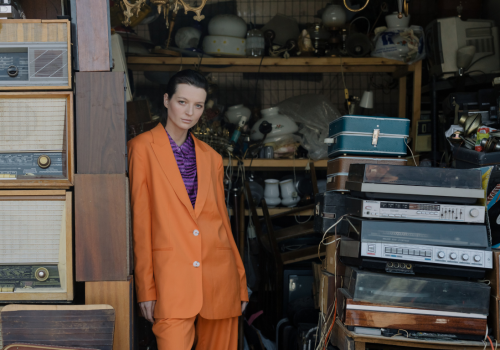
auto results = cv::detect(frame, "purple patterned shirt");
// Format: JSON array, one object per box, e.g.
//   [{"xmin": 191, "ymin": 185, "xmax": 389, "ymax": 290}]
[{"xmin": 167, "ymin": 130, "xmax": 198, "ymax": 207}]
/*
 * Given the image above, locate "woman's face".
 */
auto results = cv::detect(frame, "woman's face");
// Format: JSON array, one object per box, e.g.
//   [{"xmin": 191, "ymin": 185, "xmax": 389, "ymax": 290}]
[{"xmin": 164, "ymin": 83, "xmax": 207, "ymax": 131}]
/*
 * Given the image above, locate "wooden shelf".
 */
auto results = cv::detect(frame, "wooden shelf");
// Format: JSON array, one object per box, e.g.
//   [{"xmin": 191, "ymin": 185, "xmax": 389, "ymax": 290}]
[
  {"xmin": 223, "ymin": 158, "xmax": 327, "ymax": 170},
  {"xmin": 229, "ymin": 207, "xmax": 314, "ymax": 216},
  {"xmin": 127, "ymin": 56, "xmax": 414, "ymax": 73}
]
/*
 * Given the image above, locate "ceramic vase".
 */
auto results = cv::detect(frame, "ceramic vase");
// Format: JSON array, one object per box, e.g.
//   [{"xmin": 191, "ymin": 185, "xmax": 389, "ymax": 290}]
[
  {"xmin": 280, "ymin": 179, "xmax": 300, "ymax": 207},
  {"xmin": 250, "ymin": 107, "xmax": 299, "ymax": 143},
  {"xmin": 264, "ymin": 179, "xmax": 281, "ymax": 208},
  {"xmin": 225, "ymin": 104, "xmax": 251, "ymax": 124}
]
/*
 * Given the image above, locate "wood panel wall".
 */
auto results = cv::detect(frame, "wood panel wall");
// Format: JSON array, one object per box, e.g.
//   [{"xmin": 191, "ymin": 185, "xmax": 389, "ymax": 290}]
[
  {"xmin": 75, "ymin": 72, "xmax": 126, "ymax": 174},
  {"xmin": 75, "ymin": 174, "xmax": 131, "ymax": 281}
]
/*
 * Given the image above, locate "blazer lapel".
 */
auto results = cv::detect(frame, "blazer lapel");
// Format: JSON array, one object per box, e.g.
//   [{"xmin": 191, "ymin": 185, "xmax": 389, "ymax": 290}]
[
  {"xmin": 192, "ymin": 134, "xmax": 211, "ymax": 218},
  {"xmin": 150, "ymin": 124, "xmax": 196, "ymax": 221}
]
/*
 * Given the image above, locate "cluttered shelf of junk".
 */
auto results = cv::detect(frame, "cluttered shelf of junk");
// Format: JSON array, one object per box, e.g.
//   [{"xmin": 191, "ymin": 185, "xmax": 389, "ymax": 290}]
[{"xmin": 2, "ymin": 0, "xmax": 500, "ymax": 350}]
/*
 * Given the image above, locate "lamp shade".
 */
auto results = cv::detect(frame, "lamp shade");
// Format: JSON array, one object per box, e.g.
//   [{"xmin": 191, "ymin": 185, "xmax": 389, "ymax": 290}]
[{"xmin": 360, "ymin": 91, "xmax": 374, "ymax": 109}]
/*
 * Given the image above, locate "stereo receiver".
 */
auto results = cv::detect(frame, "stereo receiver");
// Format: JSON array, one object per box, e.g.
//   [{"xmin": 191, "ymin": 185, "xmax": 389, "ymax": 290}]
[{"xmin": 346, "ymin": 197, "xmax": 485, "ymax": 223}]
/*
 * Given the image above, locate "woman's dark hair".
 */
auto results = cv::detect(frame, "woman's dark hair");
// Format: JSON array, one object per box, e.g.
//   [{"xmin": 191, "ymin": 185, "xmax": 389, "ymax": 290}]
[
  {"xmin": 165, "ymin": 69, "xmax": 208, "ymax": 100},
  {"xmin": 161, "ymin": 69, "xmax": 208, "ymax": 126}
]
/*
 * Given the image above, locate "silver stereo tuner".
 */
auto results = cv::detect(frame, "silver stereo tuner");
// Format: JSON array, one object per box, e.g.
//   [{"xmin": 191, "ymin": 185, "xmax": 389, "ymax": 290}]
[{"xmin": 346, "ymin": 197, "xmax": 485, "ymax": 223}]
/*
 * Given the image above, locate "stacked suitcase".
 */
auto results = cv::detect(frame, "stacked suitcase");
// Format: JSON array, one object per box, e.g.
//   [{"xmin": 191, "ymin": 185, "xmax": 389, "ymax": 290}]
[{"xmin": 315, "ymin": 115, "xmax": 410, "ymax": 236}]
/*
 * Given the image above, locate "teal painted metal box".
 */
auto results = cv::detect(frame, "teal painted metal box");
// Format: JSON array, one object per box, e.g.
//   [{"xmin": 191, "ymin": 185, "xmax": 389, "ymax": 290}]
[{"xmin": 326, "ymin": 115, "xmax": 410, "ymax": 158}]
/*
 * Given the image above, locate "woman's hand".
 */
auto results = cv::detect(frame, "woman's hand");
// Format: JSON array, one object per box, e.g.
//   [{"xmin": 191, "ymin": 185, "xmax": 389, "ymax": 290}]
[
  {"xmin": 140, "ymin": 300, "xmax": 157, "ymax": 323},
  {"xmin": 242, "ymin": 301, "xmax": 248, "ymax": 313}
]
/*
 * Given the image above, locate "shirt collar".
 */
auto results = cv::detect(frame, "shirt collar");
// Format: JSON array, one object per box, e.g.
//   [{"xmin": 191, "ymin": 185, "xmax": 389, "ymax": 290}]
[{"xmin": 166, "ymin": 129, "xmax": 194, "ymax": 155}]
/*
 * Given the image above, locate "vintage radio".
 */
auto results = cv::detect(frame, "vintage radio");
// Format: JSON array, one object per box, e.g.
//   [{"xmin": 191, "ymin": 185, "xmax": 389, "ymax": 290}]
[
  {"xmin": 337, "ymin": 288, "xmax": 488, "ymax": 337},
  {"xmin": 0, "ymin": 92, "xmax": 74, "ymax": 188},
  {"xmin": 326, "ymin": 156, "xmax": 406, "ymax": 192},
  {"xmin": 346, "ymin": 164, "xmax": 484, "ymax": 204},
  {"xmin": 346, "ymin": 197, "xmax": 485, "ymax": 223},
  {"xmin": 343, "ymin": 266, "xmax": 490, "ymax": 314},
  {"xmin": 0, "ymin": 190, "xmax": 73, "ymax": 301},
  {"xmin": 339, "ymin": 216, "xmax": 492, "ymax": 278},
  {"xmin": 0, "ymin": 19, "xmax": 71, "ymax": 90}
]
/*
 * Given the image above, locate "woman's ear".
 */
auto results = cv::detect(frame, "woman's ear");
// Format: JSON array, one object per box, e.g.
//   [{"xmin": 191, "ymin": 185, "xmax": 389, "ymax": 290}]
[{"xmin": 164, "ymin": 93, "xmax": 169, "ymax": 109}]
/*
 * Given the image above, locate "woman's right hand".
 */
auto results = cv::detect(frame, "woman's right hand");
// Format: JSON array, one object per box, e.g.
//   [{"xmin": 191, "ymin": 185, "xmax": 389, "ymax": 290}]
[{"xmin": 140, "ymin": 300, "xmax": 157, "ymax": 323}]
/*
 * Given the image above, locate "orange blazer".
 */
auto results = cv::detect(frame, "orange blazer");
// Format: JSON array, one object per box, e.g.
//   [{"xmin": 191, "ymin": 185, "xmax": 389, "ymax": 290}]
[{"xmin": 128, "ymin": 123, "xmax": 248, "ymax": 320}]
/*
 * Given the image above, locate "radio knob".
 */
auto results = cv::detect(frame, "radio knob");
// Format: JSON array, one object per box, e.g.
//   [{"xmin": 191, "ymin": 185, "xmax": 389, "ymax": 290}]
[
  {"xmin": 474, "ymin": 255, "xmax": 481, "ymax": 262},
  {"xmin": 34, "ymin": 267, "xmax": 49, "ymax": 282},
  {"xmin": 7, "ymin": 65, "xmax": 18, "ymax": 77},
  {"xmin": 437, "ymin": 251, "xmax": 445, "ymax": 259},
  {"xmin": 469, "ymin": 209, "xmax": 479, "ymax": 218},
  {"xmin": 462, "ymin": 254, "xmax": 469, "ymax": 261},
  {"xmin": 37, "ymin": 155, "xmax": 51, "ymax": 169},
  {"xmin": 449, "ymin": 253, "xmax": 457, "ymax": 260}
]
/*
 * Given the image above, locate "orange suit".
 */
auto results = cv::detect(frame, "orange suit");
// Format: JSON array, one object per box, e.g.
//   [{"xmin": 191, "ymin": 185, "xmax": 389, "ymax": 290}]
[{"xmin": 128, "ymin": 124, "xmax": 248, "ymax": 348}]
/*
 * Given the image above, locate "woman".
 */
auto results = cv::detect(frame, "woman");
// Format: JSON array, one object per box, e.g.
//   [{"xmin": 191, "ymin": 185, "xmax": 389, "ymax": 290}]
[{"xmin": 128, "ymin": 69, "xmax": 248, "ymax": 350}]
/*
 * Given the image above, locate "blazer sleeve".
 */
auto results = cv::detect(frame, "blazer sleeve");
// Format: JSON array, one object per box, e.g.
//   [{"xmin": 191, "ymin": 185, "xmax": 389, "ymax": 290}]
[
  {"xmin": 216, "ymin": 156, "xmax": 249, "ymax": 302},
  {"xmin": 128, "ymin": 139, "xmax": 157, "ymax": 303}
]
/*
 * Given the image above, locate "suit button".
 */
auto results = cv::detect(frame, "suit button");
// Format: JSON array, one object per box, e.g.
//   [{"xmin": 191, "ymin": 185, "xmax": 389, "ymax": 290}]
[
  {"xmin": 193, "ymin": 230, "xmax": 199, "ymax": 236},
  {"xmin": 193, "ymin": 261, "xmax": 200, "ymax": 267}
]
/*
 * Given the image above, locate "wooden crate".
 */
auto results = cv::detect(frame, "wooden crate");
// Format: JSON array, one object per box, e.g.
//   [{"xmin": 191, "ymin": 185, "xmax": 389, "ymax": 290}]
[
  {"xmin": 0, "ymin": 92, "xmax": 74, "ymax": 189},
  {"xmin": 0, "ymin": 190, "xmax": 73, "ymax": 302}
]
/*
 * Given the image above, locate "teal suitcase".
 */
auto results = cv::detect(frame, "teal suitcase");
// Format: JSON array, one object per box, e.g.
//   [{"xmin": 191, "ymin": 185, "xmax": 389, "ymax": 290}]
[{"xmin": 326, "ymin": 115, "xmax": 410, "ymax": 158}]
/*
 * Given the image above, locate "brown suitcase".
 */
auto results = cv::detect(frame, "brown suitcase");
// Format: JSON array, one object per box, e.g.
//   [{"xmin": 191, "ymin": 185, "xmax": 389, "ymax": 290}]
[
  {"xmin": 326, "ymin": 156, "xmax": 407, "ymax": 192},
  {"xmin": 3, "ymin": 345, "xmax": 99, "ymax": 350}
]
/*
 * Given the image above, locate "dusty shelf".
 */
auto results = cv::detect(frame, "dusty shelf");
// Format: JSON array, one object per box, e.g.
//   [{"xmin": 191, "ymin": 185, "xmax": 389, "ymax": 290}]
[{"xmin": 222, "ymin": 158, "xmax": 327, "ymax": 170}]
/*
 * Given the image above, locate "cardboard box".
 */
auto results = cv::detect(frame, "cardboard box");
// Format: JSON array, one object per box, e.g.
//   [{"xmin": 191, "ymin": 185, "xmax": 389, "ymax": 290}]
[
  {"xmin": 325, "ymin": 235, "xmax": 346, "ymax": 276},
  {"xmin": 486, "ymin": 250, "xmax": 500, "ymax": 298}
]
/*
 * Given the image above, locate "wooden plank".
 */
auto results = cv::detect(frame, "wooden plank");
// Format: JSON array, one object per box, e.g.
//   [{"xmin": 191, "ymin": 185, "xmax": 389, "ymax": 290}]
[
  {"xmin": 399, "ymin": 76, "xmax": 407, "ymax": 119},
  {"xmin": 274, "ymin": 221, "xmax": 315, "ymax": 242},
  {"xmin": 75, "ymin": 174, "xmax": 130, "ymax": 281},
  {"xmin": 411, "ymin": 60, "xmax": 423, "ymax": 153},
  {"xmin": 85, "ymin": 278, "xmax": 135, "ymax": 350},
  {"xmin": 75, "ymin": 72, "xmax": 126, "ymax": 174},
  {"xmin": 223, "ymin": 158, "xmax": 328, "ymax": 170},
  {"xmin": 282, "ymin": 245, "xmax": 325, "ymax": 265},
  {"xmin": 74, "ymin": 0, "xmax": 110, "ymax": 71},
  {"xmin": 331, "ymin": 319, "xmax": 486, "ymax": 349},
  {"xmin": 1, "ymin": 305, "xmax": 114, "ymax": 350}
]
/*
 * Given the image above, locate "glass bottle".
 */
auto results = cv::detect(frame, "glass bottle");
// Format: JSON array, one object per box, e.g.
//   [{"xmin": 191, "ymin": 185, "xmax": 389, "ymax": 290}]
[{"xmin": 246, "ymin": 27, "xmax": 265, "ymax": 57}]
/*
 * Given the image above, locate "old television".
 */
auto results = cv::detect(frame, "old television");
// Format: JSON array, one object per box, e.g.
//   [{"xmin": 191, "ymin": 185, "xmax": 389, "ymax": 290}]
[{"xmin": 426, "ymin": 17, "xmax": 500, "ymax": 78}]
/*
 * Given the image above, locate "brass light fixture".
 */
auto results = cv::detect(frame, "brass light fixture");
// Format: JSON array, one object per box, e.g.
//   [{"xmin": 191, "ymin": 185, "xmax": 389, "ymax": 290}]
[{"xmin": 120, "ymin": 0, "xmax": 208, "ymax": 29}]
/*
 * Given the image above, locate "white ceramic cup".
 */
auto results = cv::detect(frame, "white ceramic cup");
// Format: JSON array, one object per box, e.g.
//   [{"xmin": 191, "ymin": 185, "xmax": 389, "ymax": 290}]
[
  {"xmin": 264, "ymin": 179, "xmax": 280, "ymax": 198},
  {"xmin": 279, "ymin": 179, "xmax": 296, "ymax": 199}
]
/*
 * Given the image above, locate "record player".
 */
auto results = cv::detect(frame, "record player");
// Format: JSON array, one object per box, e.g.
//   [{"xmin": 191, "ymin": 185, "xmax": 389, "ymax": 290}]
[{"xmin": 345, "ymin": 164, "xmax": 484, "ymax": 204}]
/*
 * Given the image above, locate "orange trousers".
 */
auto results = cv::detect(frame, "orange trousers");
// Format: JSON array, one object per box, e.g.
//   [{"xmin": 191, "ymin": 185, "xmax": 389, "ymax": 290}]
[{"xmin": 153, "ymin": 315, "xmax": 239, "ymax": 350}]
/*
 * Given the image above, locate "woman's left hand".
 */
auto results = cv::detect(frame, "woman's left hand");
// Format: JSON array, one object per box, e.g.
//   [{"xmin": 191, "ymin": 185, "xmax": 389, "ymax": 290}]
[{"xmin": 242, "ymin": 301, "xmax": 248, "ymax": 313}]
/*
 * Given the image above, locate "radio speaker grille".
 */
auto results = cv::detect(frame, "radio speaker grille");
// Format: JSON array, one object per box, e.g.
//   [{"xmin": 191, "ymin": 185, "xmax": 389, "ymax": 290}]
[
  {"xmin": 0, "ymin": 201, "xmax": 64, "ymax": 264},
  {"xmin": 31, "ymin": 49, "xmax": 67, "ymax": 78},
  {"xmin": 0, "ymin": 98, "xmax": 66, "ymax": 151}
]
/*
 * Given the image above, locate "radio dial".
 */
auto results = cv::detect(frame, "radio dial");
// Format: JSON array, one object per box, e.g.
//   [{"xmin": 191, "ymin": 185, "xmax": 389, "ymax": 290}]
[
  {"xmin": 7, "ymin": 65, "xmax": 18, "ymax": 77},
  {"xmin": 474, "ymin": 255, "xmax": 481, "ymax": 262},
  {"xmin": 462, "ymin": 254, "xmax": 469, "ymax": 261},
  {"xmin": 437, "ymin": 251, "xmax": 445, "ymax": 259},
  {"xmin": 37, "ymin": 155, "xmax": 51, "ymax": 169},
  {"xmin": 449, "ymin": 252, "xmax": 457, "ymax": 260},
  {"xmin": 469, "ymin": 209, "xmax": 479, "ymax": 218},
  {"xmin": 35, "ymin": 267, "xmax": 49, "ymax": 282}
]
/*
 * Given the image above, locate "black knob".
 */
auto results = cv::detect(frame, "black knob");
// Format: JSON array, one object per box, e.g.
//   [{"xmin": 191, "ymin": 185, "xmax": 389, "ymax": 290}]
[{"xmin": 7, "ymin": 65, "xmax": 18, "ymax": 77}]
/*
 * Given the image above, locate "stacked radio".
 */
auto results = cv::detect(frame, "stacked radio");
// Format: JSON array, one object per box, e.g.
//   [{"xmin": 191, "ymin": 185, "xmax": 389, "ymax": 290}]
[
  {"xmin": 316, "ymin": 116, "xmax": 492, "ymax": 341},
  {"xmin": 0, "ymin": 19, "xmax": 73, "ymax": 303}
]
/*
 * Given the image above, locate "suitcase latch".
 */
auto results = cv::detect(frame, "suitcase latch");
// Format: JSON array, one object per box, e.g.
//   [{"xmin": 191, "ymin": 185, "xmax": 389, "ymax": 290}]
[
  {"xmin": 372, "ymin": 129, "xmax": 380, "ymax": 146},
  {"xmin": 315, "ymin": 202, "xmax": 320, "ymax": 215},
  {"xmin": 324, "ymin": 137, "xmax": 336, "ymax": 144}
]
